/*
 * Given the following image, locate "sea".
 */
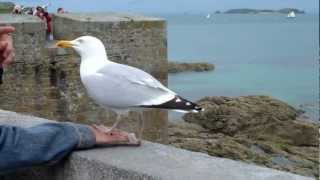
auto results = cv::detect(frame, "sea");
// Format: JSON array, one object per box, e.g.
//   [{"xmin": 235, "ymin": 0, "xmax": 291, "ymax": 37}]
[{"xmin": 160, "ymin": 14, "xmax": 319, "ymax": 121}]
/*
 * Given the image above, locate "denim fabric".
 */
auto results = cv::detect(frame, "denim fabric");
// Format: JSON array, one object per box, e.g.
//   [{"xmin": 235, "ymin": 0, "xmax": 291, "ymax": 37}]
[{"xmin": 0, "ymin": 122, "xmax": 95, "ymax": 173}]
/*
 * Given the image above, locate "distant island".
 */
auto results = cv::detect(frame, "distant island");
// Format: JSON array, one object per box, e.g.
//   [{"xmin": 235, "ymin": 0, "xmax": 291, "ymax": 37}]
[
  {"xmin": 0, "ymin": 2, "xmax": 14, "ymax": 13},
  {"xmin": 223, "ymin": 8, "xmax": 305, "ymax": 14}
]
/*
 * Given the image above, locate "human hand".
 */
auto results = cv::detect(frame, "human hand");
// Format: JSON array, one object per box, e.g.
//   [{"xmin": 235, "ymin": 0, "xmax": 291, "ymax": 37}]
[
  {"xmin": 90, "ymin": 124, "xmax": 140, "ymax": 146},
  {"xmin": 0, "ymin": 26, "xmax": 15, "ymax": 67}
]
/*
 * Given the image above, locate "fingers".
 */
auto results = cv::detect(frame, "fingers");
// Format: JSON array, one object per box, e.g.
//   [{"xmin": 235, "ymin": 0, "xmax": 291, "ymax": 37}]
[
  {"xmin": 0, "ymin": 31, "xmax": 14, "ymax": 66},
  {"xmin": 3, "ymin": 46, "xmax": 12, "ymax": 59},
  {"xmin": 2, "ymin": 52, "xmax": 14, "ymax": 66},
  {"xmin": 0, "ymin": 42, "xmax": 8, "ymax": 66},
  {"xmin": 0, "ymin": 26, "xmax": 15, "ymax": 34},
  {"xmin": 0, "ymin": 46, "xmax": 14, "ymax": 66},
  {"xmin": 0, "ymin": 41, "xmax": 7, "ymax": 50}
]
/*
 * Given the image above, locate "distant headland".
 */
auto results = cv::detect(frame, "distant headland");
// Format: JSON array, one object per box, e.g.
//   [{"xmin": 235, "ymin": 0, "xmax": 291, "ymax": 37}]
[
  {"xmin": 218, "ymin": 8, "xmax": 305, "ymax": 14},
  {"xmin": 0, "ymin": 1, "xmax": 14, "ymax": 13}
]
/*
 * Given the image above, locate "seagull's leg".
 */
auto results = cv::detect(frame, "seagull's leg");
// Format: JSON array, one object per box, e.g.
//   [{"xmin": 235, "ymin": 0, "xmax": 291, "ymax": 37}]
[
  {"xmin": 109, "ymin": 114, "xmax": 122, "ymax": 132},
  {"xmin": 138, "ymin": 112, "xmax": 145, "ymax": 141}
]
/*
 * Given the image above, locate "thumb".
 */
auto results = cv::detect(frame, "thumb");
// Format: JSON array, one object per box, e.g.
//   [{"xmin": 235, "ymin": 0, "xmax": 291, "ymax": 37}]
[
  {"xmin": 0, "ymin": 26, "xmax": 15, "ymax": 35},
  {"xmin": 0, "ymin": 42, "xmax": 8, "ymax": 51}
]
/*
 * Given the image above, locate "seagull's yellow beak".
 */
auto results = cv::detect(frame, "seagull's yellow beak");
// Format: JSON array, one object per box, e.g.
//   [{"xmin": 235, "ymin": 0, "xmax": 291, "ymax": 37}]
[{"xmin": 56, "ymin": 40, "xmax": 73, "ymax": 48}]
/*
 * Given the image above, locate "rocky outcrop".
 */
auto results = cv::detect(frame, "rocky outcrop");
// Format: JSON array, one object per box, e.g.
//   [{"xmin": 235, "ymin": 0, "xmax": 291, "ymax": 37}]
[
  {"xmin": 169, "ymin": 96, "xmax": 319, "ymax": 177},
  {"xmin": 168, "ymin": 62, "xmax": 214, "ymax": 73}
]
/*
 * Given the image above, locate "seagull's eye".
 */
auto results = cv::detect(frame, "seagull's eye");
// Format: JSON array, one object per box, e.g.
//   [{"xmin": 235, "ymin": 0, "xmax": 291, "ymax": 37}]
[{"xmin": 78, "ymin": 39, "xmax": 84, "ymax": 43}]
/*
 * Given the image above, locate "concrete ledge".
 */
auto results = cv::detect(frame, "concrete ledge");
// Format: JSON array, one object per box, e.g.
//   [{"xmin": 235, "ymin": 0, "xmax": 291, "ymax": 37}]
[{"xmin": 0, "ymin": 110, "xmax": 313, "ymax": 180}]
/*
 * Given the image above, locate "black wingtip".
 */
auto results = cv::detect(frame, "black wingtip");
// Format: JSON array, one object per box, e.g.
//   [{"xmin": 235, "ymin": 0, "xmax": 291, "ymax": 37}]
[
  {"xmin": 140, "ymin": 96, "xmax": 203, "ymax": 112},
  {"xmin": 193, "ymin": 105, "xmax": 204, "ymax": 113}
]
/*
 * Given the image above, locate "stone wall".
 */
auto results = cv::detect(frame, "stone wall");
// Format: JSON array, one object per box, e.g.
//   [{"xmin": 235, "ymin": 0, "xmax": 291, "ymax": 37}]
[
  {"xmin": 0, "ymin": 14, "xmax": 46, "ymax": 64},
  {"xmin": 0, "ymin": 110, "xmax": 313, "ymax": 180}
]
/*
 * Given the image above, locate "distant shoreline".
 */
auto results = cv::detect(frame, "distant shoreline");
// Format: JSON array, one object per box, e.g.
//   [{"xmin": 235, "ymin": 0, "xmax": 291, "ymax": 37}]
[{"xmin": 219, "ymin": 8, "xmax": 305, "ymax": 14}]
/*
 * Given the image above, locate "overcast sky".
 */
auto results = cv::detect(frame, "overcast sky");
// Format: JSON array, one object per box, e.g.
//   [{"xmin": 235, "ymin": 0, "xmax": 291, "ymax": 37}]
[{"xmin": 5, "ymin": 0, "xmax": 319, "ymax": 13}]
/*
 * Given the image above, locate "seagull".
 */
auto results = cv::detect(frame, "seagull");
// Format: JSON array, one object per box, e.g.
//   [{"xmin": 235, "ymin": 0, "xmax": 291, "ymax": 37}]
[{"xmin": 56, "ymin": 36, "xmax": 203, "ymax": 138}]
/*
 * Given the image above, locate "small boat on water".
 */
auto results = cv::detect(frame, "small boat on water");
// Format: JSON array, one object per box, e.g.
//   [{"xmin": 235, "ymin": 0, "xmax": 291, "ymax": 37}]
[
  {"xmin": 287, "ymin": 11, "xmax": 296, "ymax": 18},
  {"xmin": 206, "ymin": 13, "xmax": 211, "ymax": 19}
]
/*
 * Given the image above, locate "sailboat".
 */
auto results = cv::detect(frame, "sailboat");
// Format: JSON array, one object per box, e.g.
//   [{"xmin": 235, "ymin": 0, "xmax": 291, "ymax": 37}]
[
  {"xmin": 206, "ymin": 13, "xmax": 211, "ymax": 19},
  {"xmin": 287, "ymin": 11, "xmax": 296, "ymax": 18}
]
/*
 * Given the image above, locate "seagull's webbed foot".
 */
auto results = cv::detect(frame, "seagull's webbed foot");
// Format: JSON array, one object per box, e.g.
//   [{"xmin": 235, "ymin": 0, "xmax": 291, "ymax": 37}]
[
  {"xmin": 99, "ymin": 116, "xmax": 122, "ymax": 133},
  {"xmin": 137, "ymin": 112, "xmax": 145, "ymax": 142}
]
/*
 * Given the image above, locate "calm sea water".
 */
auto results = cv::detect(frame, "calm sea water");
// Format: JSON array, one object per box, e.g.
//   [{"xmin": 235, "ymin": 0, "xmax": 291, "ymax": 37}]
[{"xmin": 162, "ymin": 14, "xmax": 319, "ymax": 121}]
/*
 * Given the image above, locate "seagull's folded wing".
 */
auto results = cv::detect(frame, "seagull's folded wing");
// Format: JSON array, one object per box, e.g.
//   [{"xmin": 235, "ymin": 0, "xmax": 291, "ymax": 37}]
[{"xmin": 82, "ymin": 63, "xmax": 175, "ymax": 108}]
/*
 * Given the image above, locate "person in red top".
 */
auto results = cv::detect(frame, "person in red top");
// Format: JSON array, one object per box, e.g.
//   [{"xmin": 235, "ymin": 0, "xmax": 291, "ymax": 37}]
[{"xmin": 43, "ymin": 12, "xmax": 52, "ymax": 40}]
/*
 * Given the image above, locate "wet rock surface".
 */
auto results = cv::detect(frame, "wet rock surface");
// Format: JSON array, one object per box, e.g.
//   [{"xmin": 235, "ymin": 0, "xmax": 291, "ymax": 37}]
[
  {"xmin": 168, "ymin": 61, "xmax": 214, "ymax": 73},
  {"xmin": 169, "ymin": 96, "xmax": 319, "ymax": 177}
]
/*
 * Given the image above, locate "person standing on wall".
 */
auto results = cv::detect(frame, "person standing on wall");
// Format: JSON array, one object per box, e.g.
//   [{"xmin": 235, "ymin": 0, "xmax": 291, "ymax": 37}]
[{"xmin": 43, "ymin": 12, "xmax": 53, "ymax": 40}]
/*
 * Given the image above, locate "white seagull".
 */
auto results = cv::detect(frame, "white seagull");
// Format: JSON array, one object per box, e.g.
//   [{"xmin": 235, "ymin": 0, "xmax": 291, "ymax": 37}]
[{"xmin": 56, "ymin": 36, "xmax": 203, "ymax": 136}]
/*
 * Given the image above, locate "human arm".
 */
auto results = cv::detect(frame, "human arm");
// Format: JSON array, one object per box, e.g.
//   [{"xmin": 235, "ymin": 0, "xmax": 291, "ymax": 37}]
[
  {"xmin": 0, "ymin": 122, "xmax": 130, "ymax": 173},
  {"xmin": 0, "ymin": 122, "xmax": 95, "ymax": 172}
]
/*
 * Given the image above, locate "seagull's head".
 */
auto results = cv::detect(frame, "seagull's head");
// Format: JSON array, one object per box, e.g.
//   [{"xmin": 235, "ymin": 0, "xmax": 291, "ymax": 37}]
[{"xmin": 56, "ymin": 36, "xmax": 107, "ymax": 59}]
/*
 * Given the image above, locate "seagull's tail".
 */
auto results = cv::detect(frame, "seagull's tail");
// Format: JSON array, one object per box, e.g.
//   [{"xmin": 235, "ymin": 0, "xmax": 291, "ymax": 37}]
[{"xmin": 140, "ymin": 96, "xmax": 204, "ymax": 113}]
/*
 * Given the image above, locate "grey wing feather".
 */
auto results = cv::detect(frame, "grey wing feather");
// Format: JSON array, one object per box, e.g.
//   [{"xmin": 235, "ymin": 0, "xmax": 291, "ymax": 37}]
[
  {"xmin": 98, "ymin": 63, "xmax": 174, "ymax": 93},
  {"xmin": 84, "ymin": 63, "xmax": 175, "ymax": 107}
]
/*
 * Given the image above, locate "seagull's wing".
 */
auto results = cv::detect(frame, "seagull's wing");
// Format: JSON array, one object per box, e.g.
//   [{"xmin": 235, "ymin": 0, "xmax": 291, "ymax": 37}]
[
  {"xmin": 81, "ymin": 62, "xmax": 174, "ymax": 108},
  {"xmin": 101, "ymin": 63, "xmax": 174, "ymax": 94},
  {"xmin": 82, "ymin": 62, "xmax": 202, "ymax": 112}
]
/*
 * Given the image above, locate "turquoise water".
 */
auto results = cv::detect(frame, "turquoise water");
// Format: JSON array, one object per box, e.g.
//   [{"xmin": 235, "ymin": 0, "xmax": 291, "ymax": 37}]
[{"xmin": 163, "ymin": 14, "xmax": 319, "ymax": 121}]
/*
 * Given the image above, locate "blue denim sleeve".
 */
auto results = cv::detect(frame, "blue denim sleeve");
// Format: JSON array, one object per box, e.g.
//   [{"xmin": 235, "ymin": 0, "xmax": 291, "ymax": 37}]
[{"xmin": 0, "ymin": 122, "xmax": 95, "ymax": 172}]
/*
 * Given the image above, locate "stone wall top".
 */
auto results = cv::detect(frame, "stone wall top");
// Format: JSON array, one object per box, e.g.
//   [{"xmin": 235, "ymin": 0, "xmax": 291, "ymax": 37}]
[
  {"xmin": 54, "ymin": 12, "xmax": 164, "ymax": 22},
  {"xmin": 0, "ymin": 14, "xmax": 42, "ymax": 24},
  {"xmin": 0, "ymin": 110, "xmax": 313, "ymax": 180}
]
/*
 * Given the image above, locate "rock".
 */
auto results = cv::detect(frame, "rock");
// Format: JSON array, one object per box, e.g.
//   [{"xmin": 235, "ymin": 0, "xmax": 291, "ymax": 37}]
[
  {"xmin": 168, "ymin": 61, "xmax": 214, "ymax": 73},
  {"xmin": 184, "ymin": 96, "xmax": 304, "ymax": 136},
  {"xmin": 169, "ymin": 96, "xmax": 319, "ymax": 177}
]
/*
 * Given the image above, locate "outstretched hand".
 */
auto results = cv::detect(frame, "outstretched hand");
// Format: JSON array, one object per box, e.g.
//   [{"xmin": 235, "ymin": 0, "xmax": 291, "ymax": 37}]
[
  {"xmin": 0, "ymin": 26, "xmax": 15, "ymax": 67},
  {"xmin": 90, "ymin": 124, "xmax": 140, "ymax": 146}
]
